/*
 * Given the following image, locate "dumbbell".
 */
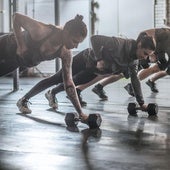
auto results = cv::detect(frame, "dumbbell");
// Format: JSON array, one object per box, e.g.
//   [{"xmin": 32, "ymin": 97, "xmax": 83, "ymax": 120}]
[
  {"xmin": 127, "ymin": 102, "xmax": 158, "ymax": 116},
  {"xmin": 65, "ymin": 112, "xmax": 102, "ymax": 129}
]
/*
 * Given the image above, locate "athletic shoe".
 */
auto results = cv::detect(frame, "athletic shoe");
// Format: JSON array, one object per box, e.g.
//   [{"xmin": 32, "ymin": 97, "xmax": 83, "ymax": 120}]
[
  {"xmin": 76, "ymin": 89, "xmax": 87, "ymax": 106},
  {"xmin": 92, "ymin": 84, "xmax": 108, "ymax": 100},
  {"xmin": 16, "ymin": 97, "xmax": 32, "ymax": 114},
  {"xmin": 78, "ymin": 93, "xmax": 87, "ymax": 106},
  {"xmin": 146, "ymin": 79, "xmax": 159, "ymax": 93},
  {"xmin": 45, "ymin": 90, "xmax": 58, "ymax": 109},
  {"xmin": 124, "ymin": 83, "xmax": 135, "ymax": 97}
]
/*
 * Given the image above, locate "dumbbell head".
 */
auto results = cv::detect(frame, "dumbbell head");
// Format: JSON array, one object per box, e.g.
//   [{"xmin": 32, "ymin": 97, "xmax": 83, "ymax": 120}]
[
  {"xmin": 88, "ymin": 113, "xmax": 102, "ymax": 129},
  {"xmin": 127, "ymin": 102, "xmax": 138, "ymax": 116},
  {"xmin": 147, "ymin": 103, "xmax": 158, "ymax": 116},
  {"xmin": 65, "ymin": 112, "xmax": 79, "ymax": 127}
]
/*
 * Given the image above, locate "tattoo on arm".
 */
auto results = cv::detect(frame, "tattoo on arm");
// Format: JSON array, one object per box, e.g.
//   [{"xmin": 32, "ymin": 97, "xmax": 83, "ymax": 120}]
[{"xmin": 61, "ymin": 48, "xmax": 82, "ymax": 115}]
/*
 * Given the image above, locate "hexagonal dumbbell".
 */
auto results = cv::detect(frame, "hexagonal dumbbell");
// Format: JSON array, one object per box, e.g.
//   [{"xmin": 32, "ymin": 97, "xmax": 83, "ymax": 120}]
[
  {"xmin": 88, "ymin": 114, "xmax": 102, "ymax": 129},
  {"xmin": 65, "ymin": 112, "xmax": 102, "ymax": 129},
  {"xmin": 65, "ymin": 112, "xmax": 79, "ymax": 127},
  {"xmin": 127, "ymin": 102, "xmax": 158, "ymax": 116}
]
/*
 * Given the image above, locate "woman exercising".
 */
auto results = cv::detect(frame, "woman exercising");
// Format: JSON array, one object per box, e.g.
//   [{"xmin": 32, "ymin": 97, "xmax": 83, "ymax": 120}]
[{"xmin": 1, "ymin": 12, "xmax": 88, "ymax": 121}]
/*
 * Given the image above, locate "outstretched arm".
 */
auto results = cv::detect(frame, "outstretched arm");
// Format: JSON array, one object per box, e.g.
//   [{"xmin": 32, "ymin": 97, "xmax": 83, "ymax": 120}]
[{"xmin": 61, "ymin": 47, "xmax": 87, "ymax": 119}]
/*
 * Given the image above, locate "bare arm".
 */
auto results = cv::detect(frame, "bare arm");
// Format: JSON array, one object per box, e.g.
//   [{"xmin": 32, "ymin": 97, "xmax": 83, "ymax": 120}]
[{"xmin": 60, "ymin": 47, "xmax": 86, "ymax": 118}]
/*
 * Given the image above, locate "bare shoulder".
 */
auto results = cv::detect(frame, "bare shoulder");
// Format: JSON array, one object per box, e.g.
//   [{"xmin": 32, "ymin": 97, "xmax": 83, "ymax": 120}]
[{"xmin": 13, "ymin": 12, "xmax": 57, "ymax": 41}]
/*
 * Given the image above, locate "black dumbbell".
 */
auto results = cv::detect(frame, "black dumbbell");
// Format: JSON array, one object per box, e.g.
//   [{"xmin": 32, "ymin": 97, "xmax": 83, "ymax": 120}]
[
  {"xmin": 127, "ymin": 102, "xmax": 158, "ymax": 116},
  {"xmin": 65, "ymin": 112, "xmax": 102, "ymax": 129}
]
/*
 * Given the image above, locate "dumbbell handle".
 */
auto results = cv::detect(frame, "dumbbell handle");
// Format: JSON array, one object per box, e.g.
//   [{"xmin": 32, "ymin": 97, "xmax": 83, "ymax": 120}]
[
  {"xmin": 128, "ymin": 103, "xmax": 158, "ymax": 116},
  {"xmin": 135, "ymin": 104, "xmax": 158, "ymax": 113},
  {"xmin": 135, "ymin": 106, "xmax": 148, "ymax": 112},
  {"xmin": 135, "ymin": 107, "xmax": 141, "ymax": 110}
]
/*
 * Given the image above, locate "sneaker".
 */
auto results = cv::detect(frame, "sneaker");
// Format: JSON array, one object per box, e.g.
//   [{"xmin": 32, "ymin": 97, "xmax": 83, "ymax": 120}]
[
  {"xmin": 45, "ymin": 90, "xmax": 58, "ymax": 109},
  {"xmin": 124, "ymin": 83, "xmax": 135, "ymax": 97},
  {"xmin": 92, "ymin": 84, "xmax": 108, "ymax": 100},
  {"xmin": 17, "ymin": 97, "xmax": 32, "ymax": 114},
  {"xmin": 76, "ymin": 89, "xmax": 87, "ymax": 106},
  {"xmin": 146, "ymin": 79, "xmax": 159, "ymax": 93},
  {"xmin": 78, "ymin": 93, "xmax": 87, "ymax": 107}
]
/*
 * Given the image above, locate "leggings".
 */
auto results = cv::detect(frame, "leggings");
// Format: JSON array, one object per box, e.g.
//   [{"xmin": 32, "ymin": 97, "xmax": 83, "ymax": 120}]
[
  {"xmin": 51, "ymin": 69, "xmax": 97, "ymax": 95},
  {"xmin": 24, "ymin": 49, "xmax": 97, "ymax": 99}
]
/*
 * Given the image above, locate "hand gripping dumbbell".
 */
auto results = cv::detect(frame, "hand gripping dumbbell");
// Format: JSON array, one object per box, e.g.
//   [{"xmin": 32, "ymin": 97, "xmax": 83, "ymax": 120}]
[
  {"xmin": 65, "ymin": 112, "xmax": 102, "ymax": 129},
  {"xmin": 127, "ymin": 102, "xmax": 158, "ymax": 116}
]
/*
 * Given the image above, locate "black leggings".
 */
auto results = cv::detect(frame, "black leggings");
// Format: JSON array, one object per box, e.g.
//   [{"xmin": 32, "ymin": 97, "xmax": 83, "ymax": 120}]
[
  {"xmin": 51, "ymin": 69, "xmax": 97, "ymax": 95},
  {"xmin": 24, "ymin": 49, "xmax": 97, "ymax": 99}
]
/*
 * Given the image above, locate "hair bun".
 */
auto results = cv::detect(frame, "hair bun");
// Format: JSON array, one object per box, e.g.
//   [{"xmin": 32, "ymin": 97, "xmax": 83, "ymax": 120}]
[{"xmin": 75, "ymin": 14, "xmax": 84, "ymax": 21}]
